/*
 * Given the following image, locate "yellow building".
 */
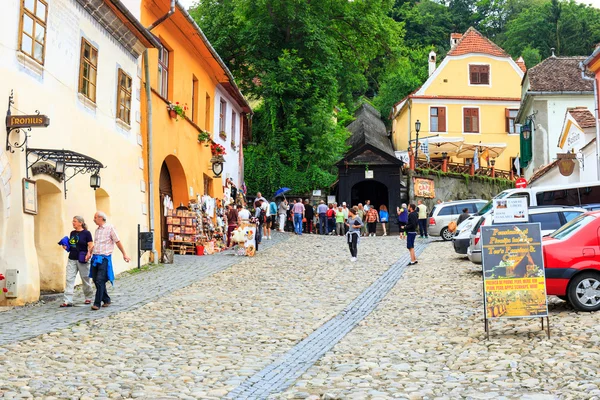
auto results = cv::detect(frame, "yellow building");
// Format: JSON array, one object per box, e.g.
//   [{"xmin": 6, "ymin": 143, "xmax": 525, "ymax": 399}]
[
  {"xmin": 391, "ymin": 28, "xmax": 525, "ymax": 172},
  {"xmin": 140, "ymin": 0, "xmax": 251, "ymax": 254}
]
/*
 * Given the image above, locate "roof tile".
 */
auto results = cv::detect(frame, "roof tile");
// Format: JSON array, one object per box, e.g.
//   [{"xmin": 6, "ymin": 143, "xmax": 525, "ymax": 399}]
[
  {"xmin": 569, "ymin": 107, "xmax": 596, "ymax": 129},
  {"xmin": 527, "ymin": 56, "xmax": 594, "ymax": 92},
  {"xmin": 447, "ymin": 27, "xmax": 509, "ymax": 58}
]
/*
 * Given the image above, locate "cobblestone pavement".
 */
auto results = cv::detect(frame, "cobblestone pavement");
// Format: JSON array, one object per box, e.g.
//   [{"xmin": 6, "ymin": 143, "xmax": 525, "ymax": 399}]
[
  {"xmin": 0, "ymin": 232, "xmax": 289, "ymax": 345},
  {"xmin": 0, "ymin": 234, "xmax": 414, "ymax": 399},
  {"xmin": 273, "ymin": 241, "xmax": 600, "ymax": 400}
]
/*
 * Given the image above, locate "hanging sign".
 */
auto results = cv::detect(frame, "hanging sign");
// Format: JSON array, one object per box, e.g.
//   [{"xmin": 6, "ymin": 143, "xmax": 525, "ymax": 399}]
[
  {"xmin": 481, "ymin": 223, "xmax": 548, "ymax": 320},
  {"xmin": 557, "ymin": 153, "xmax": 576, "ymax": 177},
  {"xmin": 6, "ymin": 115, "xmax": 50, "ymax": 129}
]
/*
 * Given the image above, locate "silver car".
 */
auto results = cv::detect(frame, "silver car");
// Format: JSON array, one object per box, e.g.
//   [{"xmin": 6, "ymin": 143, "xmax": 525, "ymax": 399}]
[
  {"xmin": 428, "ymin": 200, "xmax": 488, "ymax": 241},
  {"xmin": 467, "ymin": 206, "xmax": 586, "ymax": 264}
]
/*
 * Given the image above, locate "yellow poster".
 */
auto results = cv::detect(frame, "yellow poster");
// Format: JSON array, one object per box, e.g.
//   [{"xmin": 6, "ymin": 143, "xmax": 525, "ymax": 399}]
[{"xmin": 481, "ymin": 223, "xmax": 548, "ymax": 319}]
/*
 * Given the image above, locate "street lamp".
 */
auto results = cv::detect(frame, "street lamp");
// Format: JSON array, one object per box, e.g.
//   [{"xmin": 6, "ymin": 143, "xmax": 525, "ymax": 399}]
[
  {"xmin": 414, "ymin": 120, "xmax": 421, "ymax": 168},
  {"xmin": 522, "ymin": 122, "xmax": 531, "ymax": 140},
  {"xmin": 55, "ymin": 160, "xmax": 65, "ymax": 174},
  {"xmin": 441, "ymin": 151, "xmax": 448, "ymax": 160},
  {"xmin": 90, "ymin": 173, "xmax": 101, "ymax": 190},
  {"xmin": 490, "ymin": 158, "xmax": 496, "ymax": 167}
]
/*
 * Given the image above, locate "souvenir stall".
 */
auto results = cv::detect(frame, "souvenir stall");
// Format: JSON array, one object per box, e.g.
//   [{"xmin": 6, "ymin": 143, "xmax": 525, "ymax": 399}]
[{"xmin": 230, "ymin": 222, "xmax": 257, "ymax": 257}]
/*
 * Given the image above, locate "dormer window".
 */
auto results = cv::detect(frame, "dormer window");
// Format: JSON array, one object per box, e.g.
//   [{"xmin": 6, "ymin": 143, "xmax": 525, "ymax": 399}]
[{"xmin": 469, "ymin": 65, "xmax": 489, "ymax": 85}]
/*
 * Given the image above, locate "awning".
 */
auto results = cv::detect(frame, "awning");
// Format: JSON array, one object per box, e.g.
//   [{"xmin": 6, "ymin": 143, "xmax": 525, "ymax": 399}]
[
  {"xmin": 456, "ymin": 143, "xmax": 507, "ymax": 159},
  {"xmin": 417, "ymin": 137, "xmax": 464, "ymax": 158}
]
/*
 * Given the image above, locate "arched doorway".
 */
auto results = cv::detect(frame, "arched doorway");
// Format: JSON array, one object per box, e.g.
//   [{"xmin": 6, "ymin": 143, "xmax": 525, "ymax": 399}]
[
  {"xmin": 159, "ymin": 161, "xmax": 173, "ymax": 245},
  {"xmin": 34, "ymin": 179, "xmax": 65, "ymax": 293},
  {"xmin": 95, "ymin": 188, "xmax": 110, "ymax": 218},
  {"xmin": 158, "ymin": 156, "xmax": 188, "ymax": 249},
  {"xmin": 351, "ymin": 180, "xmax": 389, "ymax": 210}
]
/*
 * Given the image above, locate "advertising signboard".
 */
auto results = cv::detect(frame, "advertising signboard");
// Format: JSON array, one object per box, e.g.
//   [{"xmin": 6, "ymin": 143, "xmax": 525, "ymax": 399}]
[
  {"xmin": 493, "ymin": 197, "xmax": 528, "ymax": 224},
  {"xmin": 414, "ymin": 178, "xmax": 435, "ymax": 198},
  {"xmin": 481, "ymin": 223, "xmax": 548, "ymax": 321}
]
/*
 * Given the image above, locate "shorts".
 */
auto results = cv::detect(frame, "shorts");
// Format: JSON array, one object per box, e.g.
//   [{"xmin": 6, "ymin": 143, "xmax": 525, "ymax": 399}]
[
  {"xmin": 267, "ymin": 215, "xmax": 276, "ymax": 225},
  {"xmin": 399, "ymin": 224, "xmax": 406, "ymax": 233},
  {"xmin": 407, "ymin": 232, "xmax": 417, "ymax": 249}
]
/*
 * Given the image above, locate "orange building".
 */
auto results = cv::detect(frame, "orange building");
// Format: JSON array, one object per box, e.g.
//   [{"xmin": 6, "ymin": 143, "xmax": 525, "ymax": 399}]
[{"xmin": 140, "ymin": 0, "xmax": 251, "ymax": 254}]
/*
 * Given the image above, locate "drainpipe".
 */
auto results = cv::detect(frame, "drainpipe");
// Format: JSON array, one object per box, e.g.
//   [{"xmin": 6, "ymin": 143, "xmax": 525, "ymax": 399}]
[
  {"xmin": 143, "ymin": 50, "xmax": 157, "ymax": 263},
  {"xmin": 143, "ymin": 0, "xmax": 175, "ymax": 262},
  {"xmin": 147, "ymin": 0, "xmax": 175, "ymax": 31},
  {"xmin": 580, "ymin": 62, "xmax": 600, "ymax": 180}
]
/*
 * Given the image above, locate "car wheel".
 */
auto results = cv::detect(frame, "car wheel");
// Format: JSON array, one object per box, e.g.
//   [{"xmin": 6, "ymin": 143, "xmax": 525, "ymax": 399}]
[
  {"xmin": 567, "ymin": 272, "xmax": 600, "ymax": 312},
  {"xmin": 441, "ymin": 227, "xmax": 453, "ymax": 241}
]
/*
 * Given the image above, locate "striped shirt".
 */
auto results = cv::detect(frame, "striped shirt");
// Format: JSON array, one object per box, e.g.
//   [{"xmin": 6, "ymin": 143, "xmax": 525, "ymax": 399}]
[{"xmin": 93, "ymin": 224, "xmax": 120, "ymax": 256}]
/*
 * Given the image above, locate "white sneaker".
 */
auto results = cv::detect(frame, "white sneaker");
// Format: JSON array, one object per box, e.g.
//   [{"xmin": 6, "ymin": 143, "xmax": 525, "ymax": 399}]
[
  {"xmin": 351, "ymin": 257, "xmax": 357, "ymax": 262},
  {"xmin": 268, "ymin": 236, "xmax": 272, "ymax": 240},
  {"xmin": 383, "ymin": 233, "xmax": 387, "ymax": 236}
]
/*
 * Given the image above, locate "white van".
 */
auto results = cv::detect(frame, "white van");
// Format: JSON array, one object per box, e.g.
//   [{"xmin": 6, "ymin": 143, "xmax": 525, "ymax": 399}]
[{"xmin": 489, "ymin": 181, "xmax": 600, "ymax": 208}]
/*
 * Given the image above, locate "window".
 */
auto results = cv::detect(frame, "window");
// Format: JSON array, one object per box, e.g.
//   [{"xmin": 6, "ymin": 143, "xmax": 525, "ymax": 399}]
[
  {"xmin": 78, "ymin": 38, "xmax": 98, "ymax": 102},
  {"xmin": 192, "ymin": 76, "xmax": 199, "ymax": 123},
  {"xmin": 463, "ymin": 108, "xmax": 479, "ymax": 133},
  {"xmin": 158, "ymin": 47, "xmax": 169, "ymax": 98},
  {"xmin": 579, "ymin": 186, "xmax": 600, "ymax": 205},
  {"xmin": 437, "ymin": 205, "xmax": 457, "ymax": 216},
  {"xmin": 430, "ymin": 107, "xmax": 446, "ymax": 132},
  {"xmin": 536, "ymin": 189, "xmax": 580, "ymax": 206},
  {"xmin": 530, "ymin": 212, "xmax": 562, "ymax": 232},
  {"xmin": 231, "ymin": 111, "xmax": 237, "ymax": 143},
  {"xmin": 19, "ymin": 0, "xmax": 47, "ymax": 64},
  {"xmin": 219, "ymin": 99, "xmax": 227, "ymax": 133},
  {"xmin": 505, "ymin": 109, "xmax": 518, "ymax": 133},
  {"xmin": 563, "ymin": 211, "xmax": 584, "ymax": 222},
  {"xmin": 116, "ymin": 69, "xmax": 132, "ymax": 124},
  {"xmin": 205, "ymin": 93, "xmax": 211, "ymax": 131},
  {"xmin": 469, "ymin": 65, "xmax": 489, "ymax": 85}
]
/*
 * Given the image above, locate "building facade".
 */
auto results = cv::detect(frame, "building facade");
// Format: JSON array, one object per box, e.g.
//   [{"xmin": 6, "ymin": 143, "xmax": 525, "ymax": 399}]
[
  {"xmin": 0, "ymin": 0, "xmax": 158, "ymax": 304},
  {"xmin": 516, "ymin": 56, "xmax": 595, "ymax": 180},
  {"xmin": 391, "ymin": 28, "xmax": 524, "ymax": 172},
  {"xmin": 139, "ymin": 0, "xmax": 251, "ymax": 253}
]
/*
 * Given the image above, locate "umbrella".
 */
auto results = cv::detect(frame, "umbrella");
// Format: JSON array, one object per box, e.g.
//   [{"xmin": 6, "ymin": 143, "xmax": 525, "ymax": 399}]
[
  {"xmin": 457, "ymin": 143, "xmax": 507, "ymax": 159},
  {"xmin": 274, "ymin": 187, "xmax": 291, "ymax": 197},
  {"xmin": 416, "ymin": 137, "xmax": 464, "ymax": 159}
]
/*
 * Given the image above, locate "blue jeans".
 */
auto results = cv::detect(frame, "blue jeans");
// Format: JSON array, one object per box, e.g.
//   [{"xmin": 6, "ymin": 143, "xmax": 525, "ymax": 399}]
[
  {"xmin": 319, "ymin": 214, "xmax": 327, "ymax": 235},
  {"xmin": 294, "ymin": 213, "xmax": 303, "ymax": 234},
  {"xmin": 91, "ymin": 258, "xmax": 110, "ymax": 307},
  {"xmin": 418, "ymin": 219, "xmax": 428, "ymax": 238}
]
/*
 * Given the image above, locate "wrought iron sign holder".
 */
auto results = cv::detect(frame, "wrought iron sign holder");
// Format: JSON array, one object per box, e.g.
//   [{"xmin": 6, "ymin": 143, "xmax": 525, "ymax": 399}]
[{"xmin": 26, "ymin": 148, "xmax": 105, "ymax": 199}]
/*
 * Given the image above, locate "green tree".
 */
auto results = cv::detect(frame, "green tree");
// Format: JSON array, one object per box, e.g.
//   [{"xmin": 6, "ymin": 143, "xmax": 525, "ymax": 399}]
[{"xmin": 521, "ymin": 45, "xmax": 542, "ymax": 68}]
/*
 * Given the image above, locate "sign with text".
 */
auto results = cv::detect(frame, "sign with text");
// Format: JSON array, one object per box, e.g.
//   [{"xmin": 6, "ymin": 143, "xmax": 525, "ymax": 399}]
[
  {"xmin": 493, "ymin": 197, "xmax": 528, "ymax": 224},
  {"xmin": 414, "ymin": 178, "xmax": 435, "ymax": 198},
  {"xmin": 6, "ymin": 115, "xmax": 50, "ymax": 129},
  {"xmin": 481, "ymin": 223, "xmax": 548, "ymax": 319}
]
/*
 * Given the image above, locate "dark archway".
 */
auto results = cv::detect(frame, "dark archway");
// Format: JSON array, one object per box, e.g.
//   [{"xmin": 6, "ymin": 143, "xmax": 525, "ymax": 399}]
[
  {"xmin": 351, "ymin": 180, "xmax": 389, "ymax": 210},
  {"xmin": 159, "ymin": 161, "xmax": 173, "ymax": 245}
]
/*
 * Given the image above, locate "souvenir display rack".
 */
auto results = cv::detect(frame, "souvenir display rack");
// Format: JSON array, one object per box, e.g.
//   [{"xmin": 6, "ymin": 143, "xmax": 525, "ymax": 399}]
[{"xmin": 166, "ymin": 209, "xmax": 198, "ymax": 255}]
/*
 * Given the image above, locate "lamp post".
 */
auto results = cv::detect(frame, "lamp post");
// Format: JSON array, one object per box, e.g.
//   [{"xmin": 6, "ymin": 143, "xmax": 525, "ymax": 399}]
[
  {"xmin": 414, "ymin": 120, "xmax": 421, "ymax": 169},
  {"xmin": 490, "ymin": 158, "xmax": 496, "ymax": 178},
  {"xmin": 441, "ymin": 151, "xmax": 448, "ymax": 173}
]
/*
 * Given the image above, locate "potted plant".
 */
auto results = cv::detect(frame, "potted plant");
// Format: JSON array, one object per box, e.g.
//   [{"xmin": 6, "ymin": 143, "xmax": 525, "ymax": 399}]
[
  {"xmin": 198, "ymin": 131, "xmax": 211, "ymax": 146},
  {"xmin": 167, "ymin": 102, "xmax": 188, "ymax": 121},
  {"xmin": 210, "ymin": 143, "xmax": 227, "ymax": 160},
  {"xmin": 230, "ymin": 139, "xmax": 236, "ymax": 150},
  {"xmin": 219, "ymin": 131, "xmax": 227, "ymax": 140}
]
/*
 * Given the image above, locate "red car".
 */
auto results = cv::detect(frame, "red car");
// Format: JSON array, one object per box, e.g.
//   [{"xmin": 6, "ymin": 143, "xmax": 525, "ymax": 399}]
[{"xmin": 543, "ymin": 211, "xmax": 600, "ymax": 311}]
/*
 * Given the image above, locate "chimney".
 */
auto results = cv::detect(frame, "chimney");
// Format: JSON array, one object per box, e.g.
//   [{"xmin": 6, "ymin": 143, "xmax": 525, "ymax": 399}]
[
  {"xmin": 450, "ymin": 33, "xmax": 461, "ymax": 49},
  {"xmin": 428, "ymin": 50, "xmax": 437, "ymax": 76}
]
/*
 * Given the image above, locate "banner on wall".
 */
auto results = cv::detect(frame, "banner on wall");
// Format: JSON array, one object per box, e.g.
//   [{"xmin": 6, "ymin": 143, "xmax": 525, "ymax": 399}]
[{"xmin": 414, "ymin": 178, "xmax": 435, "ymax": 198}]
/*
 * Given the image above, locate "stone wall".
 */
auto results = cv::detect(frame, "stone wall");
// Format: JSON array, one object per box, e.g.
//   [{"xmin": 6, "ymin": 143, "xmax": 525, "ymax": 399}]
[{"xmin": 406, "ymin": 170, "xmax": 514, "ymax": 210}]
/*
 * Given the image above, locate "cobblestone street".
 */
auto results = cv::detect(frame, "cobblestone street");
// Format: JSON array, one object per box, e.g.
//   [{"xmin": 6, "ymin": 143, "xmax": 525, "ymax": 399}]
[{"xmin": 2, "ymin": 236, "xmax": 600, "ymax": 399}]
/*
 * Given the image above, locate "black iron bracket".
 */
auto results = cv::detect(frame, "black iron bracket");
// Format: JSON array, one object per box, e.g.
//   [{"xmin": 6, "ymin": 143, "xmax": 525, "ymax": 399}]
[
  {"xmin": 5, "ymin": 90, "xmax": 34, "ymax": 153},
  {"xmin": 26, "ymin": 148, "xmax": 105, "ymax": 199}
]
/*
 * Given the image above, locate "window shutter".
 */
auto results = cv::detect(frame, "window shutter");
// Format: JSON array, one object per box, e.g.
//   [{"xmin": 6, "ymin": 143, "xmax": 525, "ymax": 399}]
[
  {"xmin": 473, "ymin": 108, "xmax": 479, "ymax": 132},
  {"xmin": 438, "ymin": 107, "xmax": 446, "ymax": 132},
  {"xmin": 464, "ymin": 108, "xmax": 470, "ymax": 132},
  {"xmin": 505, "ymin": 108, "xmax": 510, "ymax": 133}
]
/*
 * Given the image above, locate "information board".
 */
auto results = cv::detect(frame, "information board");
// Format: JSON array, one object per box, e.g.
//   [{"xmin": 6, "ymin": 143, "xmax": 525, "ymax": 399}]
[
  {"xmin": 481, "ymin": 223, "xmax": 548, "ymax": 319},
  {"xmin": 493, "ymin": 197, "xmax": 528, "ymax": 224}
]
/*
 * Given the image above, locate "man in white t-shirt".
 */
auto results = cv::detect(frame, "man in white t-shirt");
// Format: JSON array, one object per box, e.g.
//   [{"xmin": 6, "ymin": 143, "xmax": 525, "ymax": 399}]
[
  {"xmin": 238, "ymin": 204, "xmax": 251, "ymax": 220},
  {"xmin": 262, "ymin": 200, "xmax": 272, "ymax": 240}
]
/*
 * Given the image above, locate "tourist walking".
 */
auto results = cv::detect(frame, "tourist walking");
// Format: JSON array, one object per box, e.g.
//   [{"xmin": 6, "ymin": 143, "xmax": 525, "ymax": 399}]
[
  {"xmin": 341, "ymin": 202, "xmax": 349, "ymax": 233},
  {"xmin": 417, "ymin": 199, "xmax": 428, "ymax": 238},
  {"xmin": 60, "ymin": 215, "xmax": 94, "ymax": 307},
  {"xmin": 379, "ymin": 205, "xmax": 389, "ymax": 236},
  {"xmin": 317, "ymin": 200, "xmax": 328, "ymax": 235},
  {"xmin": 345, "ymin": 207, "xmax": 363, "ymax": 262},
  {"xmin": 406, "ymin": 204, "xmax": 419, "ymax": 265},
  {"xmin": 226, "ymin": 204, "xmax": 239, "ymax": 248},
  {"xmin": 365, "ymin": 205, "xmax": 379, "ymax": 236},
  {"xmin": 292, "ymin": 198, "xmax": 305, "ymax": 235},
  {"xmin": 304, "ymin": 199, "xmax": 314, "ymax": 234},
  {"xmin": 357, "ymin": 203, "xmax": 367, "ymax": 237},
  {"xmin": 326, "ymin": 203, "xmax": 336, "ymax": 234},
  {"xmin": 90, "ymin": 211, "xmax": 130, "ymax": 310},
  {"xmin": 397, "ymin": 203, "xmax": 408, "ymax": 240},
  {"xmin": 277, "ymin": 199, "xmax": 288, "ymax": 232},
  {"xmin": 335, "ymin": 205, "xmax": 345, "ymax": 236},
  {"xmin": 457, "ymin": 207, "xmax": 470, "ymax": 226}
]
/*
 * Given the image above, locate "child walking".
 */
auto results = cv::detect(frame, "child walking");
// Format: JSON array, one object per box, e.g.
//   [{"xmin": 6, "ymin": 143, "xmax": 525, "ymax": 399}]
[{"xmin": 345, "ymin": 207, "xmax": 363, "ymax": 262}]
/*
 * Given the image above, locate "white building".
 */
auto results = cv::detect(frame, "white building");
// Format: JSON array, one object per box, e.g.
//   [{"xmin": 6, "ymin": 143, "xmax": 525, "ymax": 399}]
[
  {"xmin": 516, "ymin": 55, "xmax": 595, "ymax": 180},
  {"xmin": 214, "ymin": 84, "xmax": 245, "ymax": 188},
  {"xmin": 0, "ymin": 0, "xmax": 158, "ymax": 304}
]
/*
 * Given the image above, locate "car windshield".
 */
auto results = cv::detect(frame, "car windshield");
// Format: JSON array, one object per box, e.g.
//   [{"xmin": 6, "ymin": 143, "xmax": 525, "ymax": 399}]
[
  {"xmin": 477, "ymin": 191, "xmax": 511, "ymax": 216},
  {"xmin": 549, "ymin": 214, "xmax": 595, "ymax": 240}
]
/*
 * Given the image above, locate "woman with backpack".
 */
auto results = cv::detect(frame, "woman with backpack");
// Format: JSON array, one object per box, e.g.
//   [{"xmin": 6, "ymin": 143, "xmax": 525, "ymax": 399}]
[
  {"xmin": 397, "ymin": 203, "xmax": 408, "ymax": 240},
  {"xmin": 253, "ymin": 199, "xmax": 266, "ymax": 250},
  {"xmin": 326, "ymin": 204, "xmax": 336, "ymax": 235}
]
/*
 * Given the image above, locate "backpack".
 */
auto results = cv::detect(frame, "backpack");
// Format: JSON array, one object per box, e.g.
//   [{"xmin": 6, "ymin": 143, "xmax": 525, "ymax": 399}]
[{"xmin": 448, "ymin": 221, "xmax": 457, "ymax": 233}]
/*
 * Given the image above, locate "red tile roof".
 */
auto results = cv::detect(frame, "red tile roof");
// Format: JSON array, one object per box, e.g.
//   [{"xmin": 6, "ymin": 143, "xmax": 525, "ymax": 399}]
[
  {"xmin": 451, "ymin": 33, "xmax": 462, "ymax": 39},
  {"xmin": 515, "ymin": 56, "xmax": 527, "ymax": 73},
  {"xmin": 528, "ymin": 160, "xmax": 559, "ymax": 185},
  {"xmin": 447, "ymin": 27, "xmax": 510, "ymax": 58},
  {"xmin": 569, "ymin": 107, "xmax": 596, "ymax": 129},
  {"xmin": 527, "ymin": 56, "xmax": 594, "ymax": 92}
]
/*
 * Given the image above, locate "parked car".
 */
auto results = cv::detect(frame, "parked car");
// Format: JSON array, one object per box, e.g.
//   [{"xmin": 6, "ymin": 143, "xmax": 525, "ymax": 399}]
[
  {"xmin": 428, "ymin": 199, "xmax": 487, "ymax": 241},
  {"xmin": 544, "ymin": 211, "xmax": 600, "ymax": 311},
  {"xmin": 581, "ymin": 203, "xmax": 600, "ymax": 211},
  {"xmin": 467, "ymin": 206, "xmax": 586, "ymax": 264},
  {"xmin": 452, "ymin": 216, "xmax": 477, "ymax": 254}
]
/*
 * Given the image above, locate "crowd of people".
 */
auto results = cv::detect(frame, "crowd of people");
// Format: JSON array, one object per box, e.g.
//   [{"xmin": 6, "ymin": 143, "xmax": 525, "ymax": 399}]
[{"xmin": 223, "ymin": 193, "xmax": 440, "ymax": 264}]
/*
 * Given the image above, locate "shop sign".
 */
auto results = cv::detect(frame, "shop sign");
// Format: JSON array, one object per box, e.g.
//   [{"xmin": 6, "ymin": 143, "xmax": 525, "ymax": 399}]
[
  {"xmin": 22, "ymin": 178, "xmax": 37, "ymax": 215},
  {"xmin": 414, "ymin": 178, "xmax": 435, "ymax": 198},
  {"xmin": 6, "ymin": 115, "xmax": 50, "ymax": 129},
  {"xmin": 481, "ymin": 223, "xmax": 548, "ymax": 320},
  {"xmin": 557, "ymin": 153, "xmax": 576, "ymax": 177},
  {"xmin": 493, "ymin": 197, "xmax": 528, "ymax": 224},
  {"xmin": 365, "ymin": 170, "xmax": 374, "ymax": 179}
]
